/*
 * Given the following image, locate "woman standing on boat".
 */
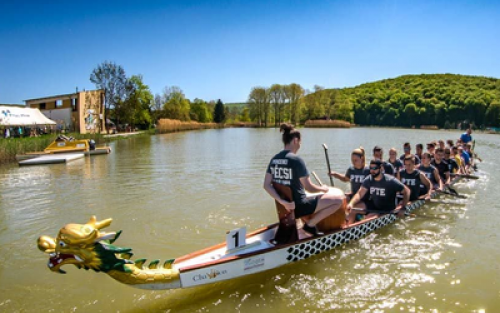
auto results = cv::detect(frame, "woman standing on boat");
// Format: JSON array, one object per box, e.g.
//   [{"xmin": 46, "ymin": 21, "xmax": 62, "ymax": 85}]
[{"xmin": 264, "ymin": 124, "xmax": 346, "ymax": 236}]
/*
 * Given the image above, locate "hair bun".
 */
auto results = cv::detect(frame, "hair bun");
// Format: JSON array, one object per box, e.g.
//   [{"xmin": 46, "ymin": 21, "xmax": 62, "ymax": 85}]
[{"xmin": 280, "ymin": 123, "xmax": 294, "ymax": 133}]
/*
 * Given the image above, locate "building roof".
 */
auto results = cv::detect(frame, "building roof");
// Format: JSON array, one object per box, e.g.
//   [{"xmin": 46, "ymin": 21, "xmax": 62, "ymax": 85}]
[{"xmin": 24, "ymin": 89, "xmax": 104, "ymax": 103}]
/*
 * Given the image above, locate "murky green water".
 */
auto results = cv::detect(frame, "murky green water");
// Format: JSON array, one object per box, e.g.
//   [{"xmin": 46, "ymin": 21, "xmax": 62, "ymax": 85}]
[{"xmin": 0, "ymin": 128, "xmax": 498, "ymax": 312}]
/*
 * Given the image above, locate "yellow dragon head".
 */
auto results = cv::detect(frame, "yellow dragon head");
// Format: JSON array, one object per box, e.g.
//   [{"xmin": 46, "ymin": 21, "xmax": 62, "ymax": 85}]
[{"xmin": 37, "ymin": 216, "xmax": 133, "ymax": 274}]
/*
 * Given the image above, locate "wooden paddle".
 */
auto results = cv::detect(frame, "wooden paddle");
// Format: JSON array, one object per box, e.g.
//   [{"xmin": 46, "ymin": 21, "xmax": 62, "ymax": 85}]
[
  {"xmin": 429, "ymin": 199, "xmax": 466, "ymax": 205},
  {"xmin": 322, "ymin": 144, "xmax": 334, "ymax": 186},
  {"xmin": 453, "ymin": 174, "xmax": 479, "ymax": 180},
  {"xmin": 437, "ymin": 189, "xmax": 467, "ymax": 199},
  {"xmin": 311, "ymin": 171, "xmax": 323, "ymax": 186}
]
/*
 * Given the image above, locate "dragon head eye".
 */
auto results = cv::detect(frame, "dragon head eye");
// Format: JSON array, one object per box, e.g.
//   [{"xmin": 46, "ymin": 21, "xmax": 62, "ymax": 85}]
[
  {"xmin": 59, "ymin": 241, "xmax": 67, "ymax": 248},
  {"xmin": 82, "ymin": 226, "xmax": 92, "ymax": 234}
]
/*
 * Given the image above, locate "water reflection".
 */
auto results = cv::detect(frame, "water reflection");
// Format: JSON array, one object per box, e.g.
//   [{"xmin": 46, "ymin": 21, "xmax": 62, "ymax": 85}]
[{"xmin": 0, "ymin": 128, "xmax": 498, "ymax": 312}]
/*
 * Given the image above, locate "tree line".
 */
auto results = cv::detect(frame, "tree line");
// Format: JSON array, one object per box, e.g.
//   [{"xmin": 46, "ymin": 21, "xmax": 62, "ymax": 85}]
[
  {"xmin": 90, "ymin": 61, "xmax": 225, "ymax": 130},
  {"xmin": 340, "ymin": 74, "xmax": 500, "ymax": 128},
  {"xmin": 242, "ymin": 74, "xmax": 500, "ymax": 128},
  {"xmin": 91, "ymin": 62, "xmax": 500, "ymax": 130}
]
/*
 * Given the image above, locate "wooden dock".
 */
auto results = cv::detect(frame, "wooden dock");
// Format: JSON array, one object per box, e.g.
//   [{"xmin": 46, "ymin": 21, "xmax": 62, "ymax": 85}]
[{"xmin": 18, "ymin": 153, "xmax": 85, "ymax": 166}]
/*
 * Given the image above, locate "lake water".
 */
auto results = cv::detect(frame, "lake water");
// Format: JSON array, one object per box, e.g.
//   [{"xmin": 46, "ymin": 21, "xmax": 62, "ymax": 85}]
[{"xmin": 0, "ymin": 128, "xmax": 498, "ymax": 312}]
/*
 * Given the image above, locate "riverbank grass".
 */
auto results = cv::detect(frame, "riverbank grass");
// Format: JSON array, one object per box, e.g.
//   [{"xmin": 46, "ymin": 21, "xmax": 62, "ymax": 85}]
[{"xmin": 0, "ymin": 133, "xmax": 108, "ymax": 164}]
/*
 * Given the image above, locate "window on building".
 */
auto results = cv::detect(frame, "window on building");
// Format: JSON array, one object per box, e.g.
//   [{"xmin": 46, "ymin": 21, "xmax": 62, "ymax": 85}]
[
  {"xmin": 71, "ymin": 98, "xmax": 77, "ymax": 111},
  {"xmin": 40, "ymin": 103, "xmax": 46, "ymax": 110},
  {"xmin": 56, "ymin": 100, "xmax": 63, "ymax": 108}
]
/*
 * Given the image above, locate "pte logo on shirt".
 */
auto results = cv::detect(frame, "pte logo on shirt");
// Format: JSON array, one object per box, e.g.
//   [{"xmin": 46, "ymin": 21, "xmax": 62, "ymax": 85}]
[
  {"xmin": 402, "ymin": 178, "xmax": 416, "ymax": 186},
  {"xmin": 350, "ymin": 175, "xmax": 366, "ymax": 183},
  {"xmin": 370, "ymin": 187, "xmax": 386, "ymax": 196}
]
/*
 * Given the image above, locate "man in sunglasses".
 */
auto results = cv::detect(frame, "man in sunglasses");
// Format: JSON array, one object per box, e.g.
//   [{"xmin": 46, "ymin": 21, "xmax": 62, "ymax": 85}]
[
  {"xmin": 372, "ymin": 146, "xmax": 395, "ymax": 176},
  {"xmin": 399, "ymin": 155, "xmax": 432, "ymax": 201},
  {"xmin": 444, "ymin": 148, "xmax": 459, "ymax": 174},
  {"xmin": 399, "ymin": 142, "xmax": 420, "ymax": 165},
  {"xmin": 432, "ymin": 148, "xmax": 451, "ymax": 185},
  {"xmin": 346, "ymin": 160, "xmax": 410, "ymax": 224}
]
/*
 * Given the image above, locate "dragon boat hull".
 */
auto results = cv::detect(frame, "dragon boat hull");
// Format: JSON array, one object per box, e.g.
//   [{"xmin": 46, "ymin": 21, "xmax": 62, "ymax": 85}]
[
  {"xmin": 170, "ymin": 197, "xmax": 431, "ymax": 289},
  {"xmin": 38, "ymin": 176, "xmax": 465, "ymax": 290}
]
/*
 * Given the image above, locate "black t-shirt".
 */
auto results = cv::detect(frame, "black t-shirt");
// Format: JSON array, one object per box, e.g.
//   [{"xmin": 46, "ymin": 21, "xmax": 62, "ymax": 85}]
[
  {"xmin": 399, "ymin": 169, "xmax": 422, "ymax": 201},
  {"xmin": 382, "ymin": 161, "xmax": 395, "ymax": 176},
  {"xmin": 345, "ymin": 166, "xmax": 370, "ymax": 194},
  {"xmin": 399, "ymin": 153, "xmax": 421, "ymax": 165},
  {"xmin": 388, "ymin": 158, "xmax": 404, "ymax": 173},
  {"xmin": 419, "ymin": 164, "xmax": 438, "ymax": 189},
  {"xmin": 267, "ymin": 150, "xmax": 309, "ymax": 204},
  {"xmin": 361, "ymin": 174, "xmax": 405, "ymax": 211},
  {"xmin": 431, "ymin": 159, "xmax": 450, "ymax": 181},
  {"xmin": 446, "ymin": 158, "xmax": 459, "ymax": 174}
]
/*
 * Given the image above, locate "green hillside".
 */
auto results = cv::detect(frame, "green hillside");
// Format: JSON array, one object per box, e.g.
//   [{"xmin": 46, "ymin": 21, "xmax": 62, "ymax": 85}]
[{"xmin": 332, "ymin": 74, "xmax": 500, "ymax": 128}]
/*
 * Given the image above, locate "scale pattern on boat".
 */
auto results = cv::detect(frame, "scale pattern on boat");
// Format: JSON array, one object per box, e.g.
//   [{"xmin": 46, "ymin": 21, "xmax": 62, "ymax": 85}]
[{"xmin": 285, "ymin": 199, "xmax": 427, "ymax": 262}]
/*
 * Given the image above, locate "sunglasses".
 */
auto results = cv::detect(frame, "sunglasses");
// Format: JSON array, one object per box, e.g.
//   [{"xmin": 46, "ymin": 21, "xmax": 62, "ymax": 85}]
[
  {"xmin": 404, "ymin": 148, "xmax": 410, "ymax": 151},
  {"xmin": 369, "ymin": 166, "xmax": 380, "ymax": 170}
]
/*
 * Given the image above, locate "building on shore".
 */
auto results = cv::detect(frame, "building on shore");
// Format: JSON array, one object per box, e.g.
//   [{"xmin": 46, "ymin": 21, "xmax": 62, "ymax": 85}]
[{"xmin": 25, "ymin": 89, "xmax": 106, "ymax": 134}]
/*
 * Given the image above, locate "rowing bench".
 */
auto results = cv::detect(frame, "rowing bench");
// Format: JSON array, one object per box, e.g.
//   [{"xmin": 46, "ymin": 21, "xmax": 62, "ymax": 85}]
[{"xmin": 272, "ymin": 182, "xmax": 346, "ymax": 244}]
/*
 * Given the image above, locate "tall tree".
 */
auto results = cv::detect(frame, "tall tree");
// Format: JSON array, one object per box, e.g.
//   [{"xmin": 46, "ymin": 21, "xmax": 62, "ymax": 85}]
[
  {"xmin": 248, "ymin": 87, "xmax": 269, "ymax": 126},
  {"xmin": 190, "ymin": 98, "xmax": 210, "ymax": 122},
  {"xmin": 284, "ymin": 83, "xmax": 304, "ymax": 125},
  {"xmin": 90, "ymin": 61, "xmax": 128, "ymax": 123},
  {"xmin": 485, "ymin": 100, "xmax": 500, "ymax": 127},
  {"xmin": 121, "ymin": 75, "xmax": 153, "ymax": 129},
  {"xmin": 162, "ymin": 86, "xmax": 190, "ymax": 121},
  {"xmin": 269, "ymin": 84, "xmax": 283, "ymax": 127},
  {"xmin": 213, "ymin": 99, "xmax": 226, "ymax": 123}
]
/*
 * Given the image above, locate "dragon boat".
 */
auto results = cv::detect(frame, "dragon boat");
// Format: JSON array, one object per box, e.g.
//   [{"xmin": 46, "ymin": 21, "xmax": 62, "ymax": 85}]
[{"xmin": 37, "ymin": 175, "xmax": 467, "ymax": 290}]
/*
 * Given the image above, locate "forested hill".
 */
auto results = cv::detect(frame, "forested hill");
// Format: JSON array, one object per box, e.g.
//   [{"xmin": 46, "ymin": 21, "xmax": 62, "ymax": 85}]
[{"xmin": 318, "ymin": 74, "xmax": 500, "ymax": 128}]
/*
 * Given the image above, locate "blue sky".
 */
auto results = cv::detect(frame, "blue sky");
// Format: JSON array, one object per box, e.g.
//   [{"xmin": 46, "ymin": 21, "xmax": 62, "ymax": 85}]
[{"xmin": 0, "ymin": 0, "xmax": 499, "ymax": 104}]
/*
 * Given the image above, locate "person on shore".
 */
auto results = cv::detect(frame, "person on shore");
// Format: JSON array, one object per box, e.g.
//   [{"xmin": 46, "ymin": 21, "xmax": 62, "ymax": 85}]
[
  {"xmin": 460, "ymin": 128, "xmax": 473, "ymax": 144},
  {"xmin": 399, "ymin": 142, "xmax": 420, "ymax": 165},
  {"xmin": 329, "ymin": 148, "xmax": 369, "ymax": 195},
  {"xmin": 444, "ymin": 148, "xmax": 460, "ymax": 174},
  {"xmin": 415, "ymin": 143, "xmax": 423, "ymax": 160},
  {"xmin": 431, "ymin": 148, "xmax": 450, "ymax": 185},
  {"xmin": 388, "ymin": 148, "xmax": 404, "ymax": 173},
  {"xmin": 399, "ymin": 156, "xmax": 432, "ymax": 201},
  {"xmin": 372, "ymin": 146, "xmax": 395, "ymax": 176},
  {"xmin": 419, "ymin": 152, "xmax": 443, "ymax": 194},
  {"xmin": 264, "ymin": 123, "xmax": 346, "ymax": 237},
  {"xmin": 346, "ymin": 160, "xmax": 410, "ymax": 224}
]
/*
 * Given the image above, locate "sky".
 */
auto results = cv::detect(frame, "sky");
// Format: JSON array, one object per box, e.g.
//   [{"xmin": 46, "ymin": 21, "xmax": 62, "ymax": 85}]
[{"xmin": 0, "ymin": 0, "xmax": 499, "ymax": 104}]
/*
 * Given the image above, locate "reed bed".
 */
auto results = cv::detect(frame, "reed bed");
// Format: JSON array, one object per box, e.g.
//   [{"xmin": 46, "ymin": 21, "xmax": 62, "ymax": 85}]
[
  {"xmin": 304, "ymin": 119, "xmax": 351, "ymax": 128},
  {"xmin": 157, "ymin": 119, "xmax": 223, "ymax": 133},
  {"xmin": 225, "ymin": 122, "xmax": 260, "ymax": 128},
  {"xmin": 420, "ymin": 125, "xmax": 439, "ymax": 130},
  {"xmin": 0, "ymin": 136, "xmax": 56, "ymax": 164}
]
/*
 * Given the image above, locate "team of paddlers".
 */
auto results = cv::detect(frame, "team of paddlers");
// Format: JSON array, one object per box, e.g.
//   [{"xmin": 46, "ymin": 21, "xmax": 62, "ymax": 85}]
[{"xmin": 264, "ymin": 124, "xmax": 479, "ymax": 237}]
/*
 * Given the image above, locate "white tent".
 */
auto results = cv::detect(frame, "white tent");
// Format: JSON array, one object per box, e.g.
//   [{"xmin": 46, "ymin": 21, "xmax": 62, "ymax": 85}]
[{"xmin": 0, "ymin": 106, "xmax": 56, "ymax": 126}]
